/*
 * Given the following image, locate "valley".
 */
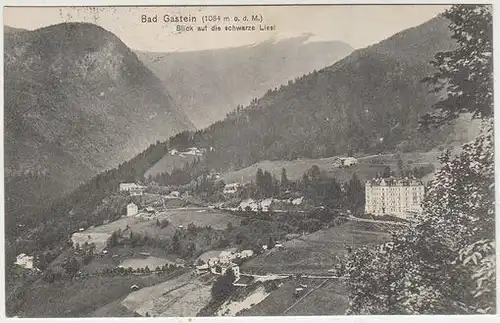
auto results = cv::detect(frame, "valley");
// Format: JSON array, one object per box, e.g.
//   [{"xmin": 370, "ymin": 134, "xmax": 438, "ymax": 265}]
[
  {"xmin": 12, "ymin": 196, "xmax": 395, "ymax": 317},
  {"xmin": 4, "ymin": 4, "xmax": 493, "ymax": 318}
]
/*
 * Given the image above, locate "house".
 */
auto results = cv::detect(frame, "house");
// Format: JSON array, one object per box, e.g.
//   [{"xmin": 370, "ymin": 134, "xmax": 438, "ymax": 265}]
[
  {"xmin": 365, "ymin": 177, "xmax": 425, "ymax": 219},
  {"xmin": 342, "ymin": 157, "xmax": 358, "ymax": 167},
  {"xmin": 211, "ymin": 263, "xmax": 240, "ymax": 282},
  {"xmin": 195, "ymin": 264, "xmax": 209, "ymax": 275},
  {"xmin": 332, "ymin": 157, "xmax": 358, "ymax": 168},
  {"xmin": 294, "ymin": 287, "xmax": 305, "ymax": 296},
  {"xmin": 127, "ymin": 203, "xmax": 138, "ymax": 216},
  {"xmin": 120, "ymin": 183, "xmax": 137, "ymax": 192},
  {"xmin": 291, "ymin": 196, "xmax": 304, "ymax": 205},
  {"xmin": 168, "ymin": 191, "xmax": 180, "ymax": 198},
  {"xmin": 119, "ymin": 183, "xmax": 145, "ymax": 196},
  {"xmin": 15, "ymin": 253, "xmax": 34, "ymax": 269},
  {"xmin": 175, "ymin": 258, "xmax": 186, "ymax": 268},
  {"xmin": 240, "ymin": 250, "xmax": 254, "ymax": 259},
  {"xmin": 223, "ymin": 183, "xmax": 241, "ymax": 195}
]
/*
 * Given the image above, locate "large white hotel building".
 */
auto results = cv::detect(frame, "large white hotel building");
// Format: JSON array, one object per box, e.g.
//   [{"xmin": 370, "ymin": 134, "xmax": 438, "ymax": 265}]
[{"xmin": 365, "ymin": 178, "xmax": 425, "ymax": 219}]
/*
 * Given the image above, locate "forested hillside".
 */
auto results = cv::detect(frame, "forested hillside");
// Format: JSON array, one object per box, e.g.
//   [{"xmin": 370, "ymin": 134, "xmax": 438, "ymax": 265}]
[
  {"xmin": 150, "ymin": 16, "xmax": 470, "ymax": 177},
  {"xmin": 4, "ymin": 22, "xmax": 194, "ymax": 235}
]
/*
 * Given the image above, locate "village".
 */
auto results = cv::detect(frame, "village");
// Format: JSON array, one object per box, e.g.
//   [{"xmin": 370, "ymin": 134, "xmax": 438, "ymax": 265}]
[{"xmin": 11, "ymin": 152, "xmax": 430, "ymax": 317}]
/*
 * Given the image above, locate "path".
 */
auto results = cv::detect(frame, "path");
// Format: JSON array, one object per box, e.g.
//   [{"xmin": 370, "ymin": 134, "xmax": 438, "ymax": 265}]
[
  {"xmin": 281, "ymin": 278, "xmax": 332, "ymax": 315},
  {"xmin": 346, "ymin": 214, "xmax": 408, "ymax": 226}
]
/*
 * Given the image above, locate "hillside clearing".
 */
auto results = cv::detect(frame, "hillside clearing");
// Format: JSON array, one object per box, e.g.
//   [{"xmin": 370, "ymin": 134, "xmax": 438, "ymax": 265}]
[
  {"xmin": 17, "ymin": 270, "xmax": 185, "ymax": 317},
  {"xmin": 241, "ymin": 220, "xmax": 393, "ymax": 274},
  {"xmin": 221, "ymin": 151, "xmax": 445, "ymax": 185},
  {"xmin": 121, "ymin": 271, "xmax": 214, "ymax": 316}
]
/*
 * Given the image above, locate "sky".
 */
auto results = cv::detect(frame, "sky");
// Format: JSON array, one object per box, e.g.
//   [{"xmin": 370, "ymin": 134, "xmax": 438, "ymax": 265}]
[{"xmin": 4, "ymin": 5, "xmax": 450, "ymax": 52}]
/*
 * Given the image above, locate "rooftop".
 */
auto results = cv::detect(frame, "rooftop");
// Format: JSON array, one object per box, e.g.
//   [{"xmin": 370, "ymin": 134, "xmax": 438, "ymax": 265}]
[{"xmin": 366, "ymin": 177, "xmax": 424, "ymax": 187}]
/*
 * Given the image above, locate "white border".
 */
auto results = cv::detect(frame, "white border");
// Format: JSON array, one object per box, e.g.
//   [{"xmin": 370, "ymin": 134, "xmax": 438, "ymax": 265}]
[{"xmin": 0, "ymin": 1, "xmax": 498, "ymax": 323}]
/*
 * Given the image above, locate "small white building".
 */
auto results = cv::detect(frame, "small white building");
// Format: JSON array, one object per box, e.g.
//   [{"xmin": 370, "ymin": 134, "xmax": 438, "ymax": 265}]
[
  {"xmin": 119, "ymin": 183, "xmax": 145, "ymax": 196},
  {"xmin": 15, "ymin": 253, "xmax": 34, "ymax": 269},
  {"xmin": 168, "ymin": 191, "xmax": 180, "ymax": 198},
  {"xmin": 240, "ymin": 250, "xmax": 254, "ymax": 259},
  {"xmin": 292, "ymin": 197, "xmax": 304, "ymax": 205},
  {"xmin": 195, "ymin": 264, "xmax": 209, "ymax": 275},
  {"xmin": 342, "ymin": 157, "xmax": 358, "ymax": 167},
  {"xmin": 120, "ymin": 183, "xmax": 137, "ymax": 192},
  {"xmin": 223, "ymin": 183, "xmax": 241, "ymax": 195},
  {"xmin": 127, "ymin": 203, "xmax": 138, "ymax": 216},
  {"xmin": 211, "ymin": 263, "xmax": 240, "ymax": 282},
  {"xmin": 332, "ymin": 157, "xmax": 358, "ymax": 168}
]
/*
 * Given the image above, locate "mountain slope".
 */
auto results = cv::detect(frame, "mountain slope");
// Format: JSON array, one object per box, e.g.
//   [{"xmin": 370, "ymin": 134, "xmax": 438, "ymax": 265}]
[
  {"xmin": 137, "ymin": 34, "xmax": 353, "ymax": 128},
  {"xmin": 4, "ymin": 22, "xmax": 194, "ymax": 219},
  {"xmin": 150, "ymin": 16, "xmax": 477, "ymax": 176}
]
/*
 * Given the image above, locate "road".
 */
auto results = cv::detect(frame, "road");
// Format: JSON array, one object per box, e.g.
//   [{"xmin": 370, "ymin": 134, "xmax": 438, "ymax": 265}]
[
  {"xmin": 346, "ymin": 214, "xmax": 409, "ymax": 226},
  {"xmin": 281, "ymin": 278, "xmax": 332, "ymax": 315}
]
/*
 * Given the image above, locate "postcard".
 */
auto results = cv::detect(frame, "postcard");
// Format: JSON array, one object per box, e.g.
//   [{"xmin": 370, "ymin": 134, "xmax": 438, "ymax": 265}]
[{"xmin": 3, "ymin": 3, "xmax": 496, "ymax": 318}]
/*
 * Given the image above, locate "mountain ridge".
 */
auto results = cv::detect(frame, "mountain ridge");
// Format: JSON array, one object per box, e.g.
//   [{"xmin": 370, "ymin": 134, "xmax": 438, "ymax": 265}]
[
  {"xmin": 137, "ymin": 35, "xmax": 354, "ymax": 128},
  {"xmin": 4, "ymin": 22, "xmax": 194, "ymax": 222}
]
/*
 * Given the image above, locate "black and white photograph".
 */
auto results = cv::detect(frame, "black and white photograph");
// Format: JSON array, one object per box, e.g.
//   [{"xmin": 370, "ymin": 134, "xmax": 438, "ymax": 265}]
[{"xmin": 3, "ymin": 3, "xmax": 496, "ymax": 318}]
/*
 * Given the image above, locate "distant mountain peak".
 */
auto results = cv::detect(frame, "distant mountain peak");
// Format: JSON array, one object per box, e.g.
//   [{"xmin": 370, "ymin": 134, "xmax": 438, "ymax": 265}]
[
  {"xmin": 262, "ymin": 32, "xmax": 334, "ymax": 45},
  {"xmin": 4, "ymin": 25, "xmax": 28, "ymax": 34},
  {"xmin": 138, "ymin": 34, "xmax": 353, "ymax": 128}
]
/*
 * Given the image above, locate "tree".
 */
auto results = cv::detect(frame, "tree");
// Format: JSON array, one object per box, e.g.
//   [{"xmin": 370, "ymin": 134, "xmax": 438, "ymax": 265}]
[
  {"xmin": 308, "ymin": 165, "xmax": 321, "ymax": 185},
  {"xmin": 268, "ymin": 236, "xmax": 275, "ymax": 249},
  {"xmin": 346, "ymin": 5, "xmax": 494, "ymax": 314},
  {"xmin": 256, "ymin": 168, "xmax": 264, "ymax": 197},
  {"xmin": 280, "ymin": 168, "xmax": 289, "ymax": 190},
  {"xmin": 382, "ymin": 166, "xmax": 391, "ymax": 178},
  {"xmin": 263, "ymin": 171, "xmax": 273, "ymax": 197},
  {"xmin": 346, "ymin": 172, "xmax": 364, "ymax": 214},
  {"xmin": 420, "ymin": 5, "xmax": 492, "ymax": 129},
  {"xmin": 62, "ymin": 257, "xmax": 80, "ymax": 277},
  {"xmin": 396, "ymin": 155, "xmax": 404, "ymax": 177},
  {"xmin": 211, "ymin": 268, "xmax": 236, "ymax": 301},
  {"xmin": 172, "ymin": 231, "xmax": 181, "ymax": 253}
]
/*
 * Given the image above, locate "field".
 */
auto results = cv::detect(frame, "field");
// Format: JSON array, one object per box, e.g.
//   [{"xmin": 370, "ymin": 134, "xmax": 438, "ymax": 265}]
[
  {"xmin": 157, "ymin": 208, "xmax": 241, "ymax": 231},
  {"xmin": 75, "ymin": 208, "xmax": 240, "ymax": 250},
  {"xmin": 238, "ymin": 277, "xmax": 347, "ymax": 316},
  {"xmin": 221, "ymin": 151, "xmax": 445, "ymax": 184},
  {"xmin": 121, "ymin": 271, "xmax": 215, "ymax": 317},
  {"xmin": 16, "ymin": 269, "xmax": 186, "ymax": 317},
  {"xmin": 284, "ymin": 279, "xmax": 348, "ymax": 315},
  {"xmin": 119, "ymin": 256, "xmax": 175, "ymax": 270},
  {"xmin": 241, "ymin": 220, "xmax": 394, "ymax": 274}
]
